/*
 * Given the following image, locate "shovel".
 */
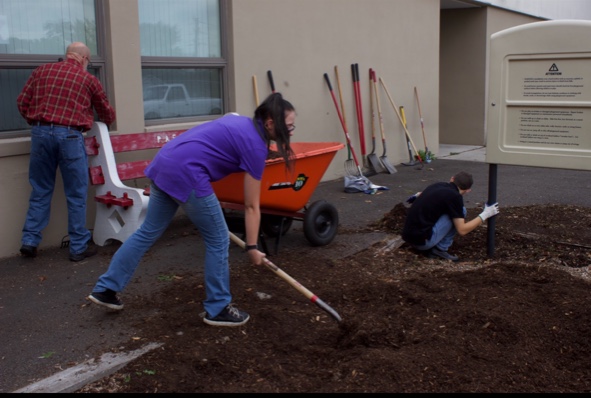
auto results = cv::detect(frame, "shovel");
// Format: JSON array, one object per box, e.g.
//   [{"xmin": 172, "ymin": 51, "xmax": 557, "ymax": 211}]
[
  {"xmin": 379, "ymin": 77, "xmax": 424, "ymax": 170},
  {"xmin": 351, "ymin": 63, "xmax": 375, "ymax": 176},
  {"xmin": 366, "ymin": 68, "xmax": 385, "ymax": 173},
  {"xmin": 414, "ymin": 86, "xmax": 431, "ymax": 162},
  {"xmin": 229, "ymin": 232, "xmax": 342, "ymax": 323},
  {"xmin": 372, "ymin": 70, "xmax": 397, "ymax": 174},
  {"xmin": 399, "ymin": 106, "xmax": 419, "ymax": 166}
]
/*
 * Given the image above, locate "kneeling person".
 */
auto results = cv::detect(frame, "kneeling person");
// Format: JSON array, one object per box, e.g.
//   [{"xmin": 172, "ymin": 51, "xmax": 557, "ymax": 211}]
[{"xmin": 402, "ymin": 171, "xmax": 499, "ymax": 262}]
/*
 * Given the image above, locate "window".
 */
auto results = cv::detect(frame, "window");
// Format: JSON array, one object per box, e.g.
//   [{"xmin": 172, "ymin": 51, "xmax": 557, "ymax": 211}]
[
  {"xmin": 0, "ymin": 0, "xmax": 104, "ymax": 136},
  {"xmin": 139, "ymin": 0, "xmax": 226, "ymax": 124}
]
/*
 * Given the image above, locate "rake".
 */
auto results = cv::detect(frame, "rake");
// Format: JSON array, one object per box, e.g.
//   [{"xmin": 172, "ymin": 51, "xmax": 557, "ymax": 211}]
[
  {"xmin": 334, "ymin": 65, "xmax": 357, "ymax": 176},
  {"xmin": 324, "ymin": 72, "xmax": 365, "ymax": 177}
]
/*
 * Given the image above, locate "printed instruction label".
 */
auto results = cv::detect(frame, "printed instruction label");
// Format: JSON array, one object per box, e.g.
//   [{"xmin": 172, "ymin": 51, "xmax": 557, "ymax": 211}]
[
  {"xmin": 506, "ymin": 107, "xmax": 590, "ymax": 148},
  {"xmin": 503, "ymin": 58, "xmax": 591, "ymax": 151}
]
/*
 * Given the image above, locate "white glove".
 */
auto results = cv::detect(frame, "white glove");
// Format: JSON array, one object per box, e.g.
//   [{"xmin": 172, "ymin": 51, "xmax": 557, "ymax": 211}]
[{"xmin": 479, "ymin": 202, "xmax": 499, "ymax": 222}]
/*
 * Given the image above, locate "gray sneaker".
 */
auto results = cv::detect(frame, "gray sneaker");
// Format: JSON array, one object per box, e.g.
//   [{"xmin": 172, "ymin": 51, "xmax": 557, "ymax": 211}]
[
  {"xmin": 431, "ymin": 247, "xmax": 459, "ymax": 262},
  {"xmin": 203, "ymin": 304, "xmax": 250, "ymax": 327}
]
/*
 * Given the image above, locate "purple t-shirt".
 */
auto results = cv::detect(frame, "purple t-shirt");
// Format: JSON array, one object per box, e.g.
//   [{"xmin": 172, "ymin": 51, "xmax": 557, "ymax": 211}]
[{"xmin": 145, "ymin": 114, "xmax": 268, "ymax": 202}]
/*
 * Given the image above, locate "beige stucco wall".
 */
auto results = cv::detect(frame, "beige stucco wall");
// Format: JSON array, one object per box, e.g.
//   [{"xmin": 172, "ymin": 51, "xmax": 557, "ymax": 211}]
[
  {"xmin": 230, "ymin": 0, "xmax": 441, "ymax": 173},
  {"xmin": 0, "ymin": 0, "xmax": 442, "ymax": 259},
  {"xmin": 439, "ymin": 7, "xmax": 541, "ymax": 145}
]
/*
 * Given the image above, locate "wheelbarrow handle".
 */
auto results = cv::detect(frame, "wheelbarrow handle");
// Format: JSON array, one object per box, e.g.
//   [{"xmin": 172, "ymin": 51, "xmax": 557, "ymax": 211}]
[{"xmin": 229, "ymin": 232, "xmax": 342, "ymax": 323}]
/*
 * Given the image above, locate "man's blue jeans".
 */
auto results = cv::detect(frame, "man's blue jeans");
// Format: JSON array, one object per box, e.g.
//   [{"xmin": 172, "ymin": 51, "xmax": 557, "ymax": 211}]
[
  {"xmin": 414, "ymin": 208, "xmax": 467, "ymax": 252},
  {"xmin": 93, "ymin": 183, "xmax": 232, "ymax": 319},
  {"xmin": 21, "ymin": 125, "xmax": 91, "ymax": 255}
]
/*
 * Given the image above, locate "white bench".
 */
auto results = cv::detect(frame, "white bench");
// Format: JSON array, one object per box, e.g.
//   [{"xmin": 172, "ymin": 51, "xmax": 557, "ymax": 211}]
[{"xmin": 84, "ymin": 122, "xmax": 185, "ymax": 246}]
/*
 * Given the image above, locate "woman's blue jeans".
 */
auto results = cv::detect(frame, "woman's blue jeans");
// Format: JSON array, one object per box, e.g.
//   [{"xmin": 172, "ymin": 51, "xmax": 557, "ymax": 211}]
[
  {"xmin": 21, "ymin": 125, "xmax": 91, "ymax": 255},
  {"xmin": 414, "ymin": 208, "xmax": 467, "ymax": 252},
  {"xmin": 93, "ymin": 183, "xmax": 231, "ymax": 318}
]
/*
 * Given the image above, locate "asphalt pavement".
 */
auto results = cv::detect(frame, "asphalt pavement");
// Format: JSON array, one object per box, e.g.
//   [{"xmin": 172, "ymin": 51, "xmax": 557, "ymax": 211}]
[{"xmin": 2, "ymin": 146, "xmax": 590, "ymax": 392}]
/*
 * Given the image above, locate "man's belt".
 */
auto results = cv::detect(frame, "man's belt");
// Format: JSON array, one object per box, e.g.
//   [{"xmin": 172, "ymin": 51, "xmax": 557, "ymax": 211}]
[{"xmin": 34, "ymin": 121, "xmax": 85, "ymax": 132}]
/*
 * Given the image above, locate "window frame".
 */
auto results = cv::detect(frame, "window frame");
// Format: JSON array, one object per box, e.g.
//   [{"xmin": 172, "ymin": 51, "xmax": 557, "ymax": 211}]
[
  {"xmin": 0, "ymin": 0, "xmax": 108, "ymax": 138},
  {"xmin": 140, "ymin": 0, "xmax": 229, "ymax": 127}
]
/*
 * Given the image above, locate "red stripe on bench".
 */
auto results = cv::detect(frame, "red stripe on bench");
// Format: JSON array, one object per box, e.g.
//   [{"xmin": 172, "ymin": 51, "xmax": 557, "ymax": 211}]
[
  {"xmin": 85, "ymin": 130, "xmax": 188, "ymax": 186},
  {"xmin": 109, "ymin": 131, "xmax": 185, "ymax": 152}
]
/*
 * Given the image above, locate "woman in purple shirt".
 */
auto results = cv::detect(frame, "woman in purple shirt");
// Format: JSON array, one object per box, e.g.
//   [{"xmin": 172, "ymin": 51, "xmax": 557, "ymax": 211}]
[{"xmin": 88, "ymin": 93, "xmax": 296, "ymax": 327}]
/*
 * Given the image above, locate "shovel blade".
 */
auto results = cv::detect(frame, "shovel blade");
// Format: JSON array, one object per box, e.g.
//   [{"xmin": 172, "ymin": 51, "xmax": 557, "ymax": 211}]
[
  {"xmin": 380, "ymin": 156, "xmax": 397, "ymax": 174},
  {"xmin": 367, "ymin": 153, "xmax": 385, "ymax": 174}
]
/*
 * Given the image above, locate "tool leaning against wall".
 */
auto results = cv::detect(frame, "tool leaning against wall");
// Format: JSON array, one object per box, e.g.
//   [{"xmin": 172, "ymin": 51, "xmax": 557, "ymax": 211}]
[
  {"xmin": 323, "ymin": 71, "xmax": 388, "ymax": 194},
  {"xmin": 379, "ymin": 77, "xmax": 424, "ymax": 170},
  {"xmin": 371, "ymin": 69, "xmax": 397, "ymax": 174},
  {"xmin": 366, "ymin": 67, "xmax": 385, "ymax": 174}
]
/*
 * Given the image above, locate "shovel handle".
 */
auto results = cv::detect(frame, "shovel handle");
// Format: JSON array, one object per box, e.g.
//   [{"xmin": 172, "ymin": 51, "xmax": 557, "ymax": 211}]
[
  {"xmin": 252, "ymin": 75, "xmax": 259, "ymax": 106},
  {"xmin": 324, "ymin": 73, "xmax": 362, "ymax": 169},
  {"xmin": 335, "ymin": 66, "xmax": 352, "ymax": 160},
  {"xmin": 414, "ymin": 86, "xmax": 429, "ymax": 155},
  {"xmin": 229, "ymin": 232, "xmax": 342, "ymax": 323},
  {"xmin": 267, "ymin": 70, "xmax": 275, "ymax": 93},
  {"xmin": 373, "ymin": 71, "xmax": 386, "ymax": 142},
  {"xmin": 379, "ymin": 77, "xmax": 423, "ymax": 164}
]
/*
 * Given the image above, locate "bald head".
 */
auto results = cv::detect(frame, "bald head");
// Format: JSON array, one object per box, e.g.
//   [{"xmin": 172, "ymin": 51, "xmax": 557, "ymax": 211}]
[
  {"xmin": 65, "ymin": 42, "xmax": 90, "ymax": 67},
  {"xmin": 67, "ymin": 42, "xmax": 90, "ymax": 58}
]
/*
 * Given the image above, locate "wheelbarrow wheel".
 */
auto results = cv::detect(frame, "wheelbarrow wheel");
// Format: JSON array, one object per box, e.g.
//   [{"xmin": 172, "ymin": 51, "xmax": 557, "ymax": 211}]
[
  {"xmin": 303, "ymin": 200, "xmax": 339, "ymax": 246},
  {"xmin": 260, "ymin": 214, "xmax": 293, "ymax": 237}
]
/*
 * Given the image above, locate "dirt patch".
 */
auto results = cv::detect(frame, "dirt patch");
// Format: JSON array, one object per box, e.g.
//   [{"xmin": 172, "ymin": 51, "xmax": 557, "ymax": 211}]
[{"xmin": 78, "ymin": 203, "xmax": 591, "ymax": 393}]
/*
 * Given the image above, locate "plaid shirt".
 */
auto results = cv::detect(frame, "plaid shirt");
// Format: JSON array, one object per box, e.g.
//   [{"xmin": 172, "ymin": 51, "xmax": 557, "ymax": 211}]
[{"xmin": 17, "ymin": 58, "xmax": 116, "ymax": 131}]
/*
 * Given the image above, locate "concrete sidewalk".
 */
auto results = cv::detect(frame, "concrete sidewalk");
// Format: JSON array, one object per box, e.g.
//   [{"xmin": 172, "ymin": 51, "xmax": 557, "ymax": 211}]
[{"xmin": 2, "ymin": 146, "xmax": 590, "ymax": 393}]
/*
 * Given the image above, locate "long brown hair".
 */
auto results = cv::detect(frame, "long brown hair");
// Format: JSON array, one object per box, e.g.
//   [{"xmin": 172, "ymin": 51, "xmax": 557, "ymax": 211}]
[{"xmin": 254, "ymin": 92, "xmax": 295, "ymax": 170}]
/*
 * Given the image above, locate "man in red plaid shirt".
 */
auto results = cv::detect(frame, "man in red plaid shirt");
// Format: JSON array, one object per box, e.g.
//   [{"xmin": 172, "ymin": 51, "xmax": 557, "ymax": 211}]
[{"xmin": 17, "ymin": 42, "xmax": 116, "ymax": 261}]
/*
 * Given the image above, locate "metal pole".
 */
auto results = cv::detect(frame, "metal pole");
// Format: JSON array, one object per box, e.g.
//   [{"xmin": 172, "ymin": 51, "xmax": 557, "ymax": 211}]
[{"xmin": 487, "ymin": 163, "xmax": 498, "ymax": 258}]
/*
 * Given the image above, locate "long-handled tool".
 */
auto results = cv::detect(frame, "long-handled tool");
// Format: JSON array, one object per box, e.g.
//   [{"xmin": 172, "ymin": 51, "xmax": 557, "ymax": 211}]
[
  {"xmin": 372, "ymin": 70, "xmax": 397, "ymax": 174},
  {"xmin": 229, "ymin": 231, "xmax": 342, "ymax": 323},
  {"xmin": 335, "ymin": 65, "xmax": 356, "ymax": 174},
  {"xmin": 324, "ymin": 73, "xmax": 365, "ymax": 177},
  {"xmin": 252, "ymin": 75, "xmax": 260, "ymax": 106},
  {"xmin": 325, "ymin": 72, "xmax": 387, "ymax": 193},
  {"xmin": 366, "ymin": 68, "xmax": 384, "ymax": 173},
  {"xmin": 352, "ymin": 63, "xmax": 373, "ymax": 174},
  {"xmin": 267, "ymin": 70, "xmax": 276, "ymax": 93},
  {"xmin": 379, "ymin": 77, "xmax": 423, "ymax": 169},
  {"xmin": 414, "ymin": 86, "xmax": 430, "ymax": 161},
  {"xmin": 399, "ymin": 106, "xmax": 418, "ymax": 166}
]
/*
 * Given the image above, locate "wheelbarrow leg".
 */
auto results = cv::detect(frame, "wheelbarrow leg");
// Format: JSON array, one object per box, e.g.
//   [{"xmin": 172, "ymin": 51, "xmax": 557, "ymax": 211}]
[
  {"xmin": 272, "ymin": 217, "xmax": 289, "ymax": 255},
  {"xmin": 258, "ymin": 229, "xmax": 270, "ymax": 256}
]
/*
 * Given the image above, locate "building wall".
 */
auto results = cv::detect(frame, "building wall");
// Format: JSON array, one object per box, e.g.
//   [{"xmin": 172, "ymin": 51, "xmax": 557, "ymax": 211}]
[
  {"xmin": 439, "ymin": 6, "xmax": 540, "ymax": 145},
  {"xmin": 230, "ymin": 0, "xmax": 441, "ymax": 169},
  {"xmin": 0, "ymin": 0, "xmax": 443, "ymax": 259}
]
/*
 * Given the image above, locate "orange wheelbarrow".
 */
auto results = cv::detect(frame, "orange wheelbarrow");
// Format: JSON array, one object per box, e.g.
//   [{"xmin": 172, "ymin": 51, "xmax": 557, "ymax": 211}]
[{"xmin": 212, "ymin": 142, "xmax": 345, "ymax": 252}]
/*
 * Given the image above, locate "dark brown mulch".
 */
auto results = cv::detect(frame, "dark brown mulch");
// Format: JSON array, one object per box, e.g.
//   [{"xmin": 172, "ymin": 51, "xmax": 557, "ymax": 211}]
[{"xmin": 78, "ymin": 203, "xmax": 591, "ymax": 393}]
